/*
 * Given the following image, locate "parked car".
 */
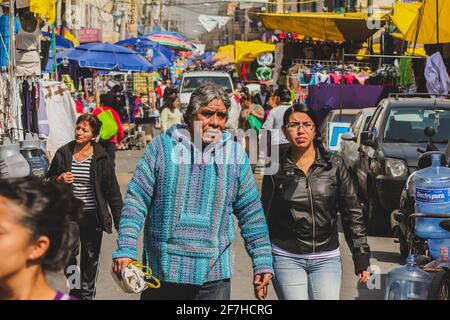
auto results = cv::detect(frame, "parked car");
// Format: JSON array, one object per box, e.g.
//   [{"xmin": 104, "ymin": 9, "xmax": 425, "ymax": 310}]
[
  {"xmin": 339, "ymin": 108, "xmax": 376, "ymax": 175},
  {"xmin": 179, "ymin": 71, "xmax": 234, "ymax": 112},
  {"xmin": 355, "ymin": 97, "xmax": 450, "ymax": 235},
  {"xmin": 319, "ymin": 108, "xmax": 361, "ymax": 151}
]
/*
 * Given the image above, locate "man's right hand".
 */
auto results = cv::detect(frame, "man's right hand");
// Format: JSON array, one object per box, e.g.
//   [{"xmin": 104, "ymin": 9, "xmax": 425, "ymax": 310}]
[
  {"xmin": 112, "ymin": 257, "xmax": 134, "ymax": 279},
  {"xmin": 56, "ymin": 172, "xmax": 74, "ymax": 184}
]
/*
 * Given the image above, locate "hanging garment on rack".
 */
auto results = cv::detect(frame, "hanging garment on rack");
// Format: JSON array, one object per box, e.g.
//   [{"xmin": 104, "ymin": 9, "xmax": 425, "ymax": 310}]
[
  {"xmin": 37, "ymin": 80, "xmax": 49, "ymax": 138},
  {"xmin": 20, "ymin": 79, "xmax": 39, "ymax": 136},
  {"xmin": 42, "ymin": 81, "xmax": 78, "ymax": 158},
  {"xmin": 329, "ymin": 73, "xmax": 343, "ymax": 84},
  {"xmin": 15, "ymin": 22, "xmax": 42, "ymax": 77},
  {"xmin": 398, "ymin": 58, "xmax": 413, "ymax": 87},
  {"xmin": 0, "ymin": 16, "xmax": 21, "ymax": 68},
  {"xmin": 424, "ymin": 52, "xmax": 450, "ymax": 95}
]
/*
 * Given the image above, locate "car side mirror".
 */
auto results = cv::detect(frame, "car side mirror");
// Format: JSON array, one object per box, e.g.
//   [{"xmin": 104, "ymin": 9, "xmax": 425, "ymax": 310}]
[
  {"xmin": 341, "ymin": 132, "xmax": 356, "ymax": 142},
  {"xmin": 360, "ymin": 131, "xmax": 373, "ymax": 146}
]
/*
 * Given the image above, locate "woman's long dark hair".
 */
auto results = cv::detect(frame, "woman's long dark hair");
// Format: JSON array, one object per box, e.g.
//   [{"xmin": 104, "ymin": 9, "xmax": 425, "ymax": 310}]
[
  {"xmin": 282, "ymin": 103, "xmax": 330, "ymax": 162},
  {"xmin": 162, "ymin": 94, "xmax": 179, "ymax": 113}
]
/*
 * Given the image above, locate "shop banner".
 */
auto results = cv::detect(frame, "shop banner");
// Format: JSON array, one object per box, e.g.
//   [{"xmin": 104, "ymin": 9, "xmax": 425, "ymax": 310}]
[{"xmin": 79, "ymin": 28, "xmax": 101, "ymax": 44}]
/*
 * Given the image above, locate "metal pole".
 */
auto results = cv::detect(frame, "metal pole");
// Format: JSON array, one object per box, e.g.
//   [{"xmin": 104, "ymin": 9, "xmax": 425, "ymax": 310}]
[
  {"xmin": 436, "ymin": 0, "xmax": 439, "ymax": 44},
  {"xmin": 9, "ymin": 0, "xmax": 19, "ymax": 141},
  {"xmin": 344, "ymin": 53, "xmax": 426, "ymax": 59}
]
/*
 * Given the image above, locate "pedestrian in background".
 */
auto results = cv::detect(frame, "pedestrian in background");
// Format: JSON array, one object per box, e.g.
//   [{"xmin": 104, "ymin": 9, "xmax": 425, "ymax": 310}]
[
  {"xmin": 0, "ymin": 177, "xmax": 81, "ymax": 300},
  {"xmin": 93, "ymin": 94, "xmax": 125, "ymax": 161},
  {"xmin": 160, "ymin": 94, "xmax": 183, "ymax": 132},
  {"xmin": 47, "ymin": 114, "xmax": 123, "ymax": 300},
  {"xmin": 262, "ymin": 87, "xmax": 293, "ymax": 159},
  {"xmin": 262, "ymin": 104, "xmax": 371, "ymax": 300},
  {"xmin": 112, "ymin": 83, "xmax": 273, "ymax": 300}
]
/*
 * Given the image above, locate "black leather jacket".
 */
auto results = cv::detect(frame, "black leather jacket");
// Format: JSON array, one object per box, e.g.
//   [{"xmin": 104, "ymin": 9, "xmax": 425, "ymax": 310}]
[{"xmin": 262, "ymin": 150, "xmax": 370, "ymax": 274}]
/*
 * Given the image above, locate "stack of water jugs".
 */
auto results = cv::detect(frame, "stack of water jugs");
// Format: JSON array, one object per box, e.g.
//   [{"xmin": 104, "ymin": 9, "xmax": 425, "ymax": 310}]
[{"xmin": 385, "ymin": 153, "xmax": 450, "ymax": 300}]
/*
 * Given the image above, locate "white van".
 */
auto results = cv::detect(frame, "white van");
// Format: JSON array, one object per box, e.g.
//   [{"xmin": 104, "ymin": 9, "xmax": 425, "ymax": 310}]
[{"xmin": 179, "ymin": 71, "xmax": 234, "ymax": 111}]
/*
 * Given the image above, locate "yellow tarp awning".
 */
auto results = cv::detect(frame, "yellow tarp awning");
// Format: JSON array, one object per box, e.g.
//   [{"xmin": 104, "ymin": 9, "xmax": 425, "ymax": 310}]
[
  {"xmin": 235, "ymin": 40, "xmax": 275, "ymax": 65},
  {"xmin": 259, "ymin": 12, "xmax": 385, "ymax": 42},
  {"xmin": 390, "ymin": 0, "xmax": 450, "ymax": 44},
  {"xmin": 212, "ymin": 45, "xmax": 235, "ymax": 61}
]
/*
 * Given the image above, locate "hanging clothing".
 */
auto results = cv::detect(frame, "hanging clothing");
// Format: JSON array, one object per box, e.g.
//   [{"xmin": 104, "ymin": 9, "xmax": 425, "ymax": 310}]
[
  {"xmin": 424, "ymin": 52, "xmax": 450, "ymax": 95},
  {"xmin": 15, "ymin": 21, "xmax": 41, "ymax": 77},
  {"xmin": 43, "ymin": 81, "xmax": 78, "ymax": 158},
  {"xmin": 20, "ymin": 80, "xmax": 39, "ymax": 136},
  {"xmin": 398, "ymin": 58, "xmax": 413, "ymax": 87},
  {"xmin": 37, "ymin": 80, "xmax": 49, "ymax": 138},
  {"xmin": 0, "ymin": 15, "xmax": 21, "ymax": 68}
]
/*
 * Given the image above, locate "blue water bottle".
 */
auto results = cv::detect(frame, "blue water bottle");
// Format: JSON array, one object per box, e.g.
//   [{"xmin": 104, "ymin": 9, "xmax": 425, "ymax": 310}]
[
  {"xmin": 385, "ymin": 255, "xmax": 432, "ymax": 300},
  {"xmin": 414, "ymin": 153, "xmax": 450, "ymax": 259}
]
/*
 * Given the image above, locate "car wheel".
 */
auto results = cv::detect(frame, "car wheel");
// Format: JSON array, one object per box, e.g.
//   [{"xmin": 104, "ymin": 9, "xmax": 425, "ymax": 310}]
[{"xmin": 366, "ymin": 193, "xmax": 389, "ymax": 236}]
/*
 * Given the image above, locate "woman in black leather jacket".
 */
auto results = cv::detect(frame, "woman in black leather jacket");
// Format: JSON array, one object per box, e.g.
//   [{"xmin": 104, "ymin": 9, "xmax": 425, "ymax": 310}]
[{"xmin": 262, "ymin": 104, "xmax": 371, "ymax": 300}]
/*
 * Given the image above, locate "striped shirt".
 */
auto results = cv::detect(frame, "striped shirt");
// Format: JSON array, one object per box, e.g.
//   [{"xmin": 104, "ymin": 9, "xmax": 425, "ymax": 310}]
[{"xmin": 72, "ymin": 154, "xmax": 96, "ymax": 211}]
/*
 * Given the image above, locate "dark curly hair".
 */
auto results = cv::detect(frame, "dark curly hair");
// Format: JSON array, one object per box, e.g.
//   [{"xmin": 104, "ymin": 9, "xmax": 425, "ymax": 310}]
[
  {"xmin": 77, "ymin": 113, "xmax": 101, "ymax": 136},
  {"xmin": 0, "ymin": 177, "xmax": 82, "ymax": 272}
]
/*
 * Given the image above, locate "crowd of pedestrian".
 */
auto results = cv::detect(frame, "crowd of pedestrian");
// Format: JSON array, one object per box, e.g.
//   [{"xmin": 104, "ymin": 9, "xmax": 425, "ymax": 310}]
[{"xmin": 0, "ymin": 81, "xmax": 372, "ymax": 301}]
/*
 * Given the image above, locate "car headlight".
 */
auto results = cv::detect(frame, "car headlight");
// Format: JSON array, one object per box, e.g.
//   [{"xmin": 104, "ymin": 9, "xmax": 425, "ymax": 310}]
[{"xmin": 385, "ymin": 158, "xmax": 407, "ymax": 177}]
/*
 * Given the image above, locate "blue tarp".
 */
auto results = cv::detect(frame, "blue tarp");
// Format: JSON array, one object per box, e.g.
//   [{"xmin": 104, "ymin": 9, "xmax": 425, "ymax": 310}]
[
  {"xmin": 64, "ymin": 42, "xmax": 152, "ymax": 72},
  {"xmin": 115, "ymin": 37, "xmax": 174, "ymax": 70}
]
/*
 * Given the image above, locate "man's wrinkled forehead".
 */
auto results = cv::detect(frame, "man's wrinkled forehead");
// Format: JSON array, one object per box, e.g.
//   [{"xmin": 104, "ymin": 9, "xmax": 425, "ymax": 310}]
[{"xmin": 201, "ymin": 99, "xmax": 227, "ymax": 111}]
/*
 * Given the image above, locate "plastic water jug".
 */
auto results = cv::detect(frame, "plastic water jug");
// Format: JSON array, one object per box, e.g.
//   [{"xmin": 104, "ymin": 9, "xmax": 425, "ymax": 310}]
[
  {"xmin": 385, "ymin": 255, "xmax": 432, "ymax": 300},
  {"xmin": 414, "ymin": 153, "xmax": 450, "ymax": 240}
]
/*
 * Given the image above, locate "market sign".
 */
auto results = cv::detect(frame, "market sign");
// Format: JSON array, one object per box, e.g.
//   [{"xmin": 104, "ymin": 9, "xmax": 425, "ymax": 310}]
[
  {"xmin": 79, "ymin": 28, "xmax": 101, "ymax": 44},
  {"xmin": 327, "ymin": 122, "xmax": 352, "ymax": 152}
]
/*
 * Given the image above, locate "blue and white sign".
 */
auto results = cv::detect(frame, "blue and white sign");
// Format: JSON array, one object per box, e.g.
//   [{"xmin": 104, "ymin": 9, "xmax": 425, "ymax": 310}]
[{"xmin": 327, "ymin": 122, "xmax": 352, "ymax": 152}]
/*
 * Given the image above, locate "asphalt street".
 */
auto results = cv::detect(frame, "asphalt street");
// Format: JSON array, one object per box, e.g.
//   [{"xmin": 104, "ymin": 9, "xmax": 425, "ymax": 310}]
[{"xmin": 47, "ymin": 149, "xmax": 402, "ymax": 300}]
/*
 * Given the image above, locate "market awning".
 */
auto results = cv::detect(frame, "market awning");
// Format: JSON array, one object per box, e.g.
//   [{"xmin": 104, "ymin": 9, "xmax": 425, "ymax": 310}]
[
  {"xmin": 259, "ymin": 12, "xmax": 386, "ymax": 42},
  {"xmin": 235, "ymin": 40, "xmax": 275, "ymax": 64},
  {"xmin": 390, "ymin": 0, "xmax": 450, "ymax": 44}
]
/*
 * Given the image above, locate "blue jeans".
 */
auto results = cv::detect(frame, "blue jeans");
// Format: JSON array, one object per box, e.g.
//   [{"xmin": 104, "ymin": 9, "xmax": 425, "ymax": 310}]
[
  {"xmin": 140, "ymin": 279, "xmax": 231, "ymax": 300},
  {"xmin": 272, "ymin": 255, "xmax": 342, "ymax": 300}
]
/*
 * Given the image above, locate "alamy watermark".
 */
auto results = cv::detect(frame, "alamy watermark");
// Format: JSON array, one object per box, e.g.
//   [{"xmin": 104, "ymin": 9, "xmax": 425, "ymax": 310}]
[{"xmin": 169, "ymin": 123, "xmax": 281, "ymax": 175}]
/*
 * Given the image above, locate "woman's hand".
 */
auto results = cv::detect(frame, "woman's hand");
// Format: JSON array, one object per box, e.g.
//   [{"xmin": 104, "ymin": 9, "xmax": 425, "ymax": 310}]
[
  {"xmin": 56, "ymin": 172, "xmax": 74, "ymax": 184},
  {"xmin": 358, "ymin": 270, "xmax": 371, "ymax": 284}
]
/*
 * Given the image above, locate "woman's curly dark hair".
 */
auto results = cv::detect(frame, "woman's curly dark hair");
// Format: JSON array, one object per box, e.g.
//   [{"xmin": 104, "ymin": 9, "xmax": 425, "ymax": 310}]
[{"xmin": 0, "ymin": 177, "xmax": 82, "ymax": 272}]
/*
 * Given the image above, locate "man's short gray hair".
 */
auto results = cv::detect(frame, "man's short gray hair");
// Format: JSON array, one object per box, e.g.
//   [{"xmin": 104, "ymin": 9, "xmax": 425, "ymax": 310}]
[{"xmin": 183, "ymin": 83, "xmax": 231, "ymax": 124}]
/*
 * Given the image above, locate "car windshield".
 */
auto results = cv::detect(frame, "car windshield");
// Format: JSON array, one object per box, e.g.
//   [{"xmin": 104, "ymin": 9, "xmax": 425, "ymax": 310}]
[
  {"xmin": 384, "ymin": 108, "xmax": 450, "ymax": 143},
  {"xmin": 331, "ymin": 113, "xmax": 357, "ymax": 123},
  {"xmin": 181, "ymin": 76, "xmax": 233, "ymax": 93}
]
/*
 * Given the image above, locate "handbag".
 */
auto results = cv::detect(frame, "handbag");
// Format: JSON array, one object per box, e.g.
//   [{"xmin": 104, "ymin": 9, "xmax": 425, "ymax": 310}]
[
  {"xmin": 111, "ymin": 261, "xmax": 161, "ymax": 294},
  {"xmin": 97, "ymin": 107, "xmax": 119, "ymax": 141}
]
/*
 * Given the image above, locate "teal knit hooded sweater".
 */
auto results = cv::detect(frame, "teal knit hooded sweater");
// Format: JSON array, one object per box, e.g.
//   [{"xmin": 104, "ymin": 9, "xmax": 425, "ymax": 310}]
[{"xmin": 113, "ymin": 124, "xmax": 273, "ymax": 285}]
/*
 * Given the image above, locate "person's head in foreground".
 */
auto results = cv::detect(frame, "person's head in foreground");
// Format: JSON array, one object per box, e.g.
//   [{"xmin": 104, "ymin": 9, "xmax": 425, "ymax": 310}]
[
  {"xmin": 282, "ymin": 103, "xmax": 323, "ymax": 155},
  {"xmin": 184, "ymin": 83, "xmax": 231, "ymax": 146},
  {"xmin": 0, "ymin": 177, "xmax": 82, "ymax": 300}
]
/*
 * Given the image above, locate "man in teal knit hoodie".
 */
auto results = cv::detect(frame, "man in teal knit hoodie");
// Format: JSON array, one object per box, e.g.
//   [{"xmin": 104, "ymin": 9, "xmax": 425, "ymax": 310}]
[{"xmin": 112, "ymin": 83, "xmax": 273, "ymax": 300}]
